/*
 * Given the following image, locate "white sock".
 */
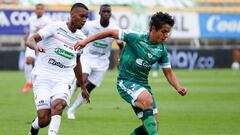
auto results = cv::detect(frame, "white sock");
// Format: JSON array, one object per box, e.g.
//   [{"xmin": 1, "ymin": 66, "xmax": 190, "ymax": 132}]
[
  {"xmin": 68, "ymin": 92, "xmax": 86, "ymax": 114},
  {"xmin": 32, "ymin": 117, "xmax": 40, "ymax": 129},
  {"xmin": 24, "ymin": 63, "xmax": 33, "ymax": 83},
  {"xmin": 48, "ymin": 115, "xmax": 61, "ymax": 135}
]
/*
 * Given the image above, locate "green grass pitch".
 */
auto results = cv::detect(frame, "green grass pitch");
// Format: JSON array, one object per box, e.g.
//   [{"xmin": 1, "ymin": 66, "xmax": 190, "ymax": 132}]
[{"xmin": 0, "ymin": 69, "xmax": 240, "ymax": 135}]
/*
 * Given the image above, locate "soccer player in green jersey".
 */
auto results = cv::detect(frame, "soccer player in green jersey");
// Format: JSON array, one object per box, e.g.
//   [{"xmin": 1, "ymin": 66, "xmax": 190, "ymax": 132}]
[{"xmin": 74, "ymin": 12, "xmax": 187, "ymax": 135}]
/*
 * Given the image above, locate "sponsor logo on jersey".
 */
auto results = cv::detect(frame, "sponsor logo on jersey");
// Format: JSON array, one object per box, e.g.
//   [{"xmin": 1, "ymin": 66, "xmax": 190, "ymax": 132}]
[
  {"xmin": 55, "ymin": 48, "xmax": 74, "ymax": 59},
  {"xmin": 48, "ymin": 58, "xmax": 70, "ymax": 68},
  {"xmin": 93, "ymin": 42, "xmax": 108, "ymax": 48},
  {"xmin": 136, "ymin": 58, "xmax": 151, "ymax": 68}
]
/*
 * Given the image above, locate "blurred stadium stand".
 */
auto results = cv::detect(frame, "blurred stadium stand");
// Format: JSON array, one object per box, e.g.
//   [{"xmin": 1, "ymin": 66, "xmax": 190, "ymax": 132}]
[{"xmin": 0, "ymin": 0, "xmax": 240, "ymax": 70}]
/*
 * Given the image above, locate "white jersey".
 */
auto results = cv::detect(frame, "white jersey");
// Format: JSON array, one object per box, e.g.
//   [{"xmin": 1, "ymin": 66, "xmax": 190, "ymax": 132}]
[
  {"xmin": 32, "ymin": 21, "xmax": 86, "ymax": 80},
  {"xmin": 81, "ymin": 20, "xmax": 119, "ymax": 60},
  {"xmin": 28, "ymin": 15, "xmax": 51, "ymax": 37}
]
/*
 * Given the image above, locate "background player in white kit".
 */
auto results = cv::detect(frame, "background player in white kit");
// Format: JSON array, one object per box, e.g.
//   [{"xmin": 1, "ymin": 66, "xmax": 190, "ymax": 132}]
[
  {"xmin": 22, "ymin": 3, "xmax": 51, "ymax": 93},
  {"xmin": 67, "ymin": 4, "xmax": 123, "ymax": 119},
  {"xmin": 26, "ymin": 3, "xmax": 90, "ymax": 135}
]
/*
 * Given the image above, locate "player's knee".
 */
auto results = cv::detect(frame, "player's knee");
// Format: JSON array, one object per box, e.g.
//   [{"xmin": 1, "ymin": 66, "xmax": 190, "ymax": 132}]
[
  {"xmin": 52, "ymin": 102, "xmax": 66, "ymax": 115},
  {"xmin": 142, "ymin": 94, "xmax": 153, "ymax": 109},
  {"xmin": 144, "ymin": 98, "xmax": 153, "ymax": 109},
  {"xmin": 135, "ymin": 92, "xmax": 153, "ymax": 109},
  {"xmin": 38, "ymin": 116, "xmax": 50, "ymax": 128}
]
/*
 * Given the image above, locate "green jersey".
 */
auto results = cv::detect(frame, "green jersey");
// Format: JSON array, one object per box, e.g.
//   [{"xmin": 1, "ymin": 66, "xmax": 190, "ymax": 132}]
[{"xmin": 118, "ymin": 30, "xmax": 171, "ymax": 84}]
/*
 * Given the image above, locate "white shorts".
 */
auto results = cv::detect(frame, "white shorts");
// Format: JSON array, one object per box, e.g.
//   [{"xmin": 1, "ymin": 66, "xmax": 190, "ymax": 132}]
[
  {"xmin": 32, "ymin": 75, "xmax": 71, "ymax": 110},
  {"xmin": 80, "ymin": 55, "xmax": 109, "ymax": 86},
  {"xmin": 25, "ymin": 47, "xmax": 36, "ymax": 58}
]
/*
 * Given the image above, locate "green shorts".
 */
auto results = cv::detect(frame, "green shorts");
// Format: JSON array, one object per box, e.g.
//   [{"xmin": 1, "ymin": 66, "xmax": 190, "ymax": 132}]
[{"xmin": 117, "ymin": 79, "xmax": 158, "ymax": 119}]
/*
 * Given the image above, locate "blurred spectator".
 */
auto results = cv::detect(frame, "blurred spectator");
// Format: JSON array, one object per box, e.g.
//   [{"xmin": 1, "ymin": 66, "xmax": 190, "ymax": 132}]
[{"xmin": 22, "ymin": 3, "xmax": 51, "ymax": 93}]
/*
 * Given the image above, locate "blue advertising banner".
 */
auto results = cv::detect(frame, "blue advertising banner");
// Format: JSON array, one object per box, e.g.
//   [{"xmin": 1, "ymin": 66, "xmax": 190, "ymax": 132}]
[
  {"xmin": 200, "ymin": 13, "xmax": 240, "ymax": 39},
  {"xmin": 0, "ymin": 9, "xmax": 93, "ymax": 35}
]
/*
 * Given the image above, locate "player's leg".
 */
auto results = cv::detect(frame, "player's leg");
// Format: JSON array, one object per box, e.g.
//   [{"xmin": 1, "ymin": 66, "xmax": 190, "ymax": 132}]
[
  {"xmin": 70, "ymin": 70, "xmax": 105, "ymax": 107},
  {"xmin": 67, "ymin": 72, "xmax": 88, "ymax": 119},
  {"xmin": 152, "ymin": 97, "xmax": 159, "ymax": 130},
  {"xmin": 67, "ymin": 73, "xmax": 98, "ymax": 119},
  {"xmin": 29, "ymin": 109, "xmax": 51, "ymax": 135},
  {"xmin": 67, "ymin": 55, "xmax": 107, "ymax": 119},
  {"xmin": 135, "ymin": 91, "xmax": 158, "ymax": 135},
  {"xmin": 131, "ymin": 125, "xmax": 148, "ymax": 135},
  {"xmin": 117, "ymin": 80, "xmax": 158, "ymax": 135},
  {"xmin": 131, "ymin": 100, "xmax": 158, "ymax": 135},
  {"xmin": 23, "ymin": 48, "xmax": 35, "ymax": 93},
  {"xmin": 49, "ymin": 99, "xmax": 67, "ymax": 135},
  {"xmin": 48, "ymin": 82, "xmax": 70, "ymax": 135},
  {"xmin": 29, "ymin": 78, "xmax": 51, "ymax": 135},
  {"xmin": 67, "ymin": 54, "xmax": 91, "ymax": 118},
  {"xmin": 130, "ymin": 106, "xmax": 149, "ymax": 135}
]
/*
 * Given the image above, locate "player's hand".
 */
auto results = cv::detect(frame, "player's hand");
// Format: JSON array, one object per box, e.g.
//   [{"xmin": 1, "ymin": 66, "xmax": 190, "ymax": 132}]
[
  {"xmin": 37, "ymin": 47, "xmax": 45, "ymax": 52},
  {"xmin": 34, "ymin": 46, "xmax": 45, "ymax": 55},
  {"xmin": 81, "ymin": 88, "xmax": 90, "ymax": 103},
  {"xmin": 177, "ymin": 87, "xmax": 187, "ymax": 96},
  {"xmin": 74, "ymin": 40, "xmax": 86, "ymax": 50}
]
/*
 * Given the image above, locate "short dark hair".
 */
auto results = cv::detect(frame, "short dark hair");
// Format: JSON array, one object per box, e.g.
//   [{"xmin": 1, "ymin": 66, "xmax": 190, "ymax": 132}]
[
  {"xmin": 100, "ymin": 4, "xmax": 111, "ymax": 9},
  {"xmin": 71, "ymin": 3, "xmax": 88, "ymax": 12},
  {"xmin": 100, "ymin": 4, "xmax": 111, "ymax": 12},
  {"xmin": 36, "ymin": 3, "xmax": 44, "ymax": 8},
  {"xmin": 149, "ymin": 12, "xmax": 175, "ymax": 31}
]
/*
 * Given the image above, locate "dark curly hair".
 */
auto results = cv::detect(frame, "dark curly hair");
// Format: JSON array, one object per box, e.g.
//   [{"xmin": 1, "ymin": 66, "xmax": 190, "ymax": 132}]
[{"xmin": 149, "ymin": 12, "xmax": 175, "ymax": 31}]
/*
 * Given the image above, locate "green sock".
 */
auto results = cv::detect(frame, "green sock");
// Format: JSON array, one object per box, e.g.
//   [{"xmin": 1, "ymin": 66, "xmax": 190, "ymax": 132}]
[{"xmin": 143, "ymin": 109, "xmax": 158, "ymax": 135}]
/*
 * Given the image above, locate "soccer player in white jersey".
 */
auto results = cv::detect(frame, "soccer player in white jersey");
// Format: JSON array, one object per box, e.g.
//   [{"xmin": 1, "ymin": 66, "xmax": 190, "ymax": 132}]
[
  {"xmin": 67, "ymin": 4, "xmax": 123, "ymax": 119},
  {"xmin": 22, "ymin": 3, "xmax": 51, "ymax": 93},
  {"xmin": 26, "ymin": 3, "xmax": 90, "ymax": 135}
]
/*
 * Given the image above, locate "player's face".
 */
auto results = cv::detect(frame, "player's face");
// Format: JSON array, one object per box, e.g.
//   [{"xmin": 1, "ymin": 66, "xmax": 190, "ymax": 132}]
[
  {"xmin": 151, "ymin": 24, "xmax": 172, "ymax": 43},
  {"xmin": 35, "ymin": 5, "xmax": 45, "ymax": 18},
  {"xmin": 71, "ymin": 7, "xmax": 88, "ymax": 29},
  {"xmin": 99, "ymin": 6, "xmax": 111, "ymax": 21}
]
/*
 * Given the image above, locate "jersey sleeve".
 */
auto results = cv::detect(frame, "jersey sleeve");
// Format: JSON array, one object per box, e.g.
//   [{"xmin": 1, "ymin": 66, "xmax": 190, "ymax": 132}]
[
  {"xmin": 118, "ymin": 30, "xmax": 139, "ymax": 43},
  {"xmin": 37, "ymin": 22, "xmax": 57, "ymax": 40},
  {"xmin": 158, "ymin": 45, "xmax": 171, "ymax": 68}
]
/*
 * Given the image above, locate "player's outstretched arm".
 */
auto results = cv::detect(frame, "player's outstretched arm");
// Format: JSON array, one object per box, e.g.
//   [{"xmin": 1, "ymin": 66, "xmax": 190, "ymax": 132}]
[
  {"xmin": 73, "ymin": 54, "xmax": 90, "ymax": 103},
  {"xmin": 74, "ymin": 29, "xmax": 119, "ymax": 50},
  {"xmin": 26, "ymin": 33, "xmax": 44, "ymax": 52},
  {"xmin": 162, "ymin": 68, "xmax": 187, "ymax": 96}
]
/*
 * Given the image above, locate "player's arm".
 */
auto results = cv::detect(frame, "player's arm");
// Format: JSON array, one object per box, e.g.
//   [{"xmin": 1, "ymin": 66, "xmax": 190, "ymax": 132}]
[
  {"xmin": 26, "ymin": 33, "xmax": 44, "ymax": 52},
  {"xmin": 74, "ymin": 29, "xmax": 119, "ymax": 50},
  {"xmin": 162, "ymin": 68, "xmax": 187, "ymax": 96},
  {"xmin": 27, "ymin": 22, "xmax": 56, "ymax": 52},
  {"xmin": 73, "ymin": 54, "xmax": 90, "ymax": 103}
]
